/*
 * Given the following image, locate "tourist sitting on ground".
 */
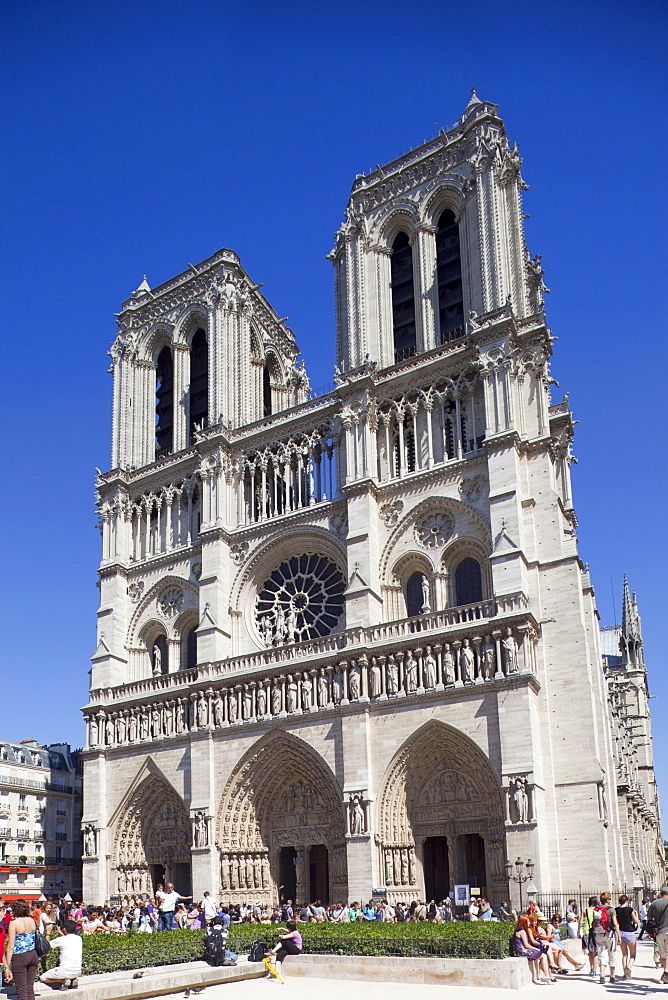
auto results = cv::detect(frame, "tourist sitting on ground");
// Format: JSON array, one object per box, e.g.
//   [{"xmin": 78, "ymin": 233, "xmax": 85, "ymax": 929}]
[
  {"xmin": 543, "ymin": 914, "xmax": 586, "ymax": 973},
  {"xmin": 512, "ymin": 914, "xmax": 553, "ymax": 985},
  {"xmin": 203, "ymin": 916, "xmax": 236, "ymax": 967},
  {"xmin": 264, "ymin": 920, "xmax": 302, "ymax": 974},
  {"xmin": 615, "ymin": 894, "xmax": 639, "ymax": 980},
  {"xmin": 186, "ymin": 905, "xmax": 205, "ymax": 930},
  {"xmin": 39, "ymin": 920, "xmax": 82, "ymax": 991}
]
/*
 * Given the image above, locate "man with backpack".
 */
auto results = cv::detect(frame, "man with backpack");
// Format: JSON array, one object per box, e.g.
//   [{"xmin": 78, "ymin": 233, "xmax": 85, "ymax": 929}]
[
  {"xmin": 591, "ymin": 891, "xmax": 621, "ymax": 985},
  {"xmin": 203, "ymin": 916, "xmax": 236, "ymax": 967}
]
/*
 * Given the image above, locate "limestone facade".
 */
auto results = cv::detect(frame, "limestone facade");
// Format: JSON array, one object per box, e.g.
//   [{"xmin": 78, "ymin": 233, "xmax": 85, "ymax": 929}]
[{"xmin": 82, "ymin": 93, "xmax": 663, "ymax": 908}]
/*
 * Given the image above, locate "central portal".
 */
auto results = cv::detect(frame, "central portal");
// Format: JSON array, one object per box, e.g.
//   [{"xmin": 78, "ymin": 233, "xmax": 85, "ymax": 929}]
[
  {"xmin": 309, "ymin": 844, "xmax": 329, "ymax": 904},
  {"xmin": 423, "ymin": 836, "xmax": 450, "ymax": 902}
]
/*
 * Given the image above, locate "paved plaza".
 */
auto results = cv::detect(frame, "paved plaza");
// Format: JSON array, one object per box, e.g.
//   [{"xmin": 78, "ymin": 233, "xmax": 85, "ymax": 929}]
[{"xmin": 161, "ymin": 940, "xmax": 665, "ymax": 999}]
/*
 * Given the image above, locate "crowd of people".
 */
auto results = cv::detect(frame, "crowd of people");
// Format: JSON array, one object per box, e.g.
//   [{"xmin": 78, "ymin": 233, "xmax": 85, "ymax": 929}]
[
  {"xmin": 1, "ymin": 884, "xmax": 666, "ymax": 997},
  {"xmin": 511, "ymin": 887, "xmax": 668, "ymax": 986}
]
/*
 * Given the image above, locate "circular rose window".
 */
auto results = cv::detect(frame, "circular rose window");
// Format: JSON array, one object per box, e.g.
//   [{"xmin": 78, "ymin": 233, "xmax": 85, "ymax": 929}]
[{"xmin": 256, "ymin": 554, "xmax": 345, "ymax": 646}]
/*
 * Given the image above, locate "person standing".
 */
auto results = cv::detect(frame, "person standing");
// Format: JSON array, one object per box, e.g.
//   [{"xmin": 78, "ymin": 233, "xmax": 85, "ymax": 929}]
[
  {"xmin": 3, "ymin": 900, "xmax": 39, "ymax": 1000},
  {"xmin": 647, "ymin": 887, "xmax": 668, "ymax": 985},
  {"xmin": 638, "ymin": 899, "xmax": 649, "ymax": 939},
  {"xmin": 202, "ymin": 893, "xmax": 217, "ymax": 927},
  {"xmin": 592, "ymin": 892, "xmax": 620, "ymax": 985},
  {"xmin": 158, "ymin": 882, "xmax": 192, "ymax": 932},
  {"xmin": 615, "ymin": 895, "xmax": 639, "ymax": 979}
]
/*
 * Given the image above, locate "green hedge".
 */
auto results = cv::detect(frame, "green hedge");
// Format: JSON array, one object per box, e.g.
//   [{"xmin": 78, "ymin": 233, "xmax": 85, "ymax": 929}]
[{"xmin": 49, "ymin": 922, "xmax": 514, "ymax": 974}]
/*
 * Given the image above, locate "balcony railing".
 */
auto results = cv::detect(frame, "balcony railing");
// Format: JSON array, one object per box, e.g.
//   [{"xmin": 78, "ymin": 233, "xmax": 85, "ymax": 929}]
[{"xmin": 0, "ymin": 776, "xmax": 72, "ymax": 794}]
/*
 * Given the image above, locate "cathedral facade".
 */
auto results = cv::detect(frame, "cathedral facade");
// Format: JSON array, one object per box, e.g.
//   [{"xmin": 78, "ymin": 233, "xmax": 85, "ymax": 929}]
[{"xmin": 82, "ymin": 93, "xmax": 663, "ymax": 908}]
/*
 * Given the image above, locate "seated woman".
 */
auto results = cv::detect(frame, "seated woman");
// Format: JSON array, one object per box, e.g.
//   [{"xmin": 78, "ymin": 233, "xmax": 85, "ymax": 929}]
[
  {"xmin": 543, "ymin": 915, "xmax": 586, "ymax": 973},
  {"xmin": 513, "ymin": 914, "xmax": 554, "ymax": 985},
  {"xmin": 265, "ymin": 921, "xmax": 302, "ymax": 974}
]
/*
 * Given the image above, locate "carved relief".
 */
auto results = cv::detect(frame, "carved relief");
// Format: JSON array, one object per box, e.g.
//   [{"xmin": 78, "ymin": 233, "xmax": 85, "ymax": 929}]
[
  {"xmin": 158, "ymin": 587, "xmax": 184, "ymax": 618},
  {"xmin": 380, "ymin": 499, "xmax": 404, "ymax": 527},
  {"xmin": 414, "ymin": 512, "xmax": 454, "ymax": 549}
]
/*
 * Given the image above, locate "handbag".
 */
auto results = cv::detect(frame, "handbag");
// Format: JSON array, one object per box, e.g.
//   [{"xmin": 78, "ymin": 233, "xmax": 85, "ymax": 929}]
[
  {"xmin": 644, "ymin": 917, "xmax": 658, "ymax": 939},
  {"xmin": 33, "ymin": 926, "xmax": 50, "ymax": 958}
]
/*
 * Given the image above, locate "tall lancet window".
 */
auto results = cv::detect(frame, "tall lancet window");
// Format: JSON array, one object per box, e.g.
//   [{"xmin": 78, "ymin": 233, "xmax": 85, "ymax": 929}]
[
  {"xmin": 188, "ymin": 328, "xmax": 208, "ymax": 444},
  {"xmin": 391, "ymin": 232, "xmax": 416, "ymax": 362},
  {"xmin": 436, "ymin": 210, "xmax": 464, "ymax": 342},
  {"xmin": 155, "ymin": 346, "xmax": 174, "ymax": 456},
  {"xmin": 263, "ymin": 364, "xmax": 272, "ymax": 417}
]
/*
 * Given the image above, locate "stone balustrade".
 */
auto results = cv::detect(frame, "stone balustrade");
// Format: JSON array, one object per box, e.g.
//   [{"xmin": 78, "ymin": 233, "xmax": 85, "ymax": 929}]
[{"xmin": 84, "ymin": 610, "xmax": 539, "ymax": 750}]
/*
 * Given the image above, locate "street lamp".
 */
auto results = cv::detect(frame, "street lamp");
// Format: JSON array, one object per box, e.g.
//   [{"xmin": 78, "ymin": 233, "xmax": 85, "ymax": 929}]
[{"xmin": 504, "ymin": 857, "xmax": 534, "ymax": 913}]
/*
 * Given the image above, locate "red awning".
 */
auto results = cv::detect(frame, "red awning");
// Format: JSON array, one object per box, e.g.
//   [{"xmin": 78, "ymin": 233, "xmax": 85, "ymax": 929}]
[{"xmin": 0, "ymin": 893, "xmax": 41, "ymax": 902}]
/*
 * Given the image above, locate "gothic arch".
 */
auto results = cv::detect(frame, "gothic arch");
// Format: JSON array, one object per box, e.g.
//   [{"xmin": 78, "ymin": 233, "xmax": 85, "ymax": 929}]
[
  {"xmin": 140, "ymin": 325, "xmax": 174, "ymax": 364},
  {"xmin": 380, "ymin": 495, "xmax": 491, "ymax": 585},
  {"xmin": 441, "ymin": 537, "xmax": 492, "ymax": 606},
  {"xmin": 174, "ymin": 306, "xmax": 209, "ymax": 347},
  {"xmin": 128, "ymin": 576, "xmax": 200, "ymax": 647},
  {"xmin": 376, "ymin": 721, "xmax": 505, "ymax": 899},
  {"xmin": 230, "ymin": 526, "xmax": 347, "ymax": 648},
  {"xmin": 216, "ymin": 731, "xmax": 348, "ymax": 903},
  {"xmin": 112, "ymin": 772, "xmax": 190, "ymax": 896},
  {"xmin": 373, "ymin": 201, "xmax": 421, "ymax": 246},
  {"xmin": 422, "ymin": 181, "xmax": 467, "ymax": 228}
]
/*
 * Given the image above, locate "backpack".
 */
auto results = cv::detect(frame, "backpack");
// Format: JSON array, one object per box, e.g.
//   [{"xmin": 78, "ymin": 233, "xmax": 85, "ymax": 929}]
[
  {"xmin": 281, "ymin": 905, "xmax": 291, "ymax": 922},
  {"xmin": 592, "ymin": 905, "xmax": 611, "ymax": 932},
  {"xmin": 204, "ymin": 927, "xmax": 229, "ymax": 966},
  {"xmin": 248, "ymin": 939, "xmax": 266, "ymax": 963}
]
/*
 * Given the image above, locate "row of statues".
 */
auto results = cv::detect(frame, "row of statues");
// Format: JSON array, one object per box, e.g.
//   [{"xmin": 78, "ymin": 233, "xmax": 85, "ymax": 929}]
[
  {"xmin": 383, "ymin": 846, "xmax": 417, "ymax": 886},
  {"xmin": 88, "ymin": 628, "xmax": 528, "ymax": 748},
  {"xmin": 220, "ymin": 852, "xmax": 270, "ymax": 891}
]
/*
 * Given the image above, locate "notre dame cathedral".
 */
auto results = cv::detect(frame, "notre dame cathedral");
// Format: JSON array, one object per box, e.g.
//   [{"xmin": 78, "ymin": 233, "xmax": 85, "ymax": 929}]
[{"xmin": 82, "ymin": 93, "xmax": 663, "ymax": 907}]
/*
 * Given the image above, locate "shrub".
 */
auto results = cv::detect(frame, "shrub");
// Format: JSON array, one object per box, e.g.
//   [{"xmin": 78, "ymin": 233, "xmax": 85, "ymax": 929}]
[{"xmin": 52, "ymin": 921, "xmax": 514, "ymax": 974}]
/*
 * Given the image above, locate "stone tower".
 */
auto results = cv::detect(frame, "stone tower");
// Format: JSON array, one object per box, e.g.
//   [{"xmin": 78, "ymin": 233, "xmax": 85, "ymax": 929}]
[{"xmin": 82, "ymin": 94, "xmax": 662, "ymax": 908}]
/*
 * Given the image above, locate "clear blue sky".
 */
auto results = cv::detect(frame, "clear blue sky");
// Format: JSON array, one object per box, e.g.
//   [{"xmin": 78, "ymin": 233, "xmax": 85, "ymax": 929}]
[{"xmin": 1, "ymin": 1, "xmax": 666, "ymax": 822}]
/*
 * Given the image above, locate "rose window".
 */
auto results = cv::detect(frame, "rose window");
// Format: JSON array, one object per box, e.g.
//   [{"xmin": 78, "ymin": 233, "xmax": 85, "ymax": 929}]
[
  {"xmin": 256, "ymin": 553, "xmax": 345, "ymax": 646},
  {"xmin": 158, "ymin": 587, "xmax": 184, "ymax": 618},
  {"xmin": 414, "ymin": 512, "xmax": 454, "ymax": 549}
]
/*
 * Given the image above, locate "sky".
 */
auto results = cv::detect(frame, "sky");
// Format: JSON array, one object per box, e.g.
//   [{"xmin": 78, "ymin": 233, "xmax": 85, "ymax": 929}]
[{"xmin": 0, "ymin": 1, "xmax": 667, "ymax": 824}]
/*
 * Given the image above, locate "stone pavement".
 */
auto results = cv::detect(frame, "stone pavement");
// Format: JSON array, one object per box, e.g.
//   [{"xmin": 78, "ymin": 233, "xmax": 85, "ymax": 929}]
[{"xmin": 180, "ymin": 940, "xmax": 666, "ymax": 997}]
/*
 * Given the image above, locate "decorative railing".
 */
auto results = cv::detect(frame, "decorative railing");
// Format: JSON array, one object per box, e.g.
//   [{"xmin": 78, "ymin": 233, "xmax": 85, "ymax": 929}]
[
  {"xmin": 0, "ymin": 775, "xmax": 72, "ymax": 794},
  {"xmin": 85, "ymin": 595, "xmax": 539, "ymax": 751}
]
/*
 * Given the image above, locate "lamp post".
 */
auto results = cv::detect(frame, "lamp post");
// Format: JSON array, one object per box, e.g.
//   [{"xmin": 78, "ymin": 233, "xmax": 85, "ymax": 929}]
[{"xmin": 504, "ymin": 857, "xmax": 534, "ymax": 913}]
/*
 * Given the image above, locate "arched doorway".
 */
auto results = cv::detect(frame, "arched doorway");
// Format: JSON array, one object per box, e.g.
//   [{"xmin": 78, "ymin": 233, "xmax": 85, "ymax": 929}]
[
  {"xmin": 377, "ymin": 721, "xmax": 506, "ymax": 904},
  {"xmin": 217, "ymin": 733, "xmax": 347, "ymax": 905},
  {"xmin": 113, "ymin": 776, "xmax": 191, "ymax": 897}
]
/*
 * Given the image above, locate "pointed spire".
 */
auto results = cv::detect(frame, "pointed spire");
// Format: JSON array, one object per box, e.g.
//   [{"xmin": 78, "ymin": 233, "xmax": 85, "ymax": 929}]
[
  {"xmin": 467, "ymin": 87, "xmax": 481, "ymax": 108},
  {"xmin": 621, "ymin": 573, "xmax": 633, "ymax": 637},
  {"xmin": 133, "ymin": 275, "xmax": 151, "ymax": 296}
]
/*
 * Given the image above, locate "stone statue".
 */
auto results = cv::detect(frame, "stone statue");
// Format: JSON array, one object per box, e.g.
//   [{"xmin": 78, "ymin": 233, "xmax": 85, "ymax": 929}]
[
  {"xmin": 385, "ymin": 850, "xmax": 393, "ymax": 885},
  {"xmin": 84, "ymin": 825, "xmax": 96, "ymax": 857},
  {"xmin": 318, "ymin": 669, "xmax": 329, "ymax": 706},
  {"xmin": 285, "ymin": 606, "xmax": 297, "ymax": 644},
  {"xmin": 275, "ymin": 604, "xmax": 286, "ymax": 644},
  {"xmin": 128, "ymin": 712, "xmax": 137, "ymax": 742},
  {"xmin": 350, "ymin": 795, "xmax": 365, "ymax": 835},
  {"xmin": 163, "ymin": 702, "xmax": 174, "ymax": 736},
  {"xmin": 106, "ymin": 716, "xmax": 115, "ymax": 745},
  {"xmin": 256, "ymin": 684, "xmax": 267, "ymax": 717},
  {"xmin": 197, "ymin": 693, "xmax": 208, "ymax": 727},
  {"xmin": 370, "ymin": 658, "xmax": 382, "ymax": 698},
  {"xmin": 176, "ymin": 698, "xmax": 187, "ymax": 733},
  {"xmin": 259, "ymin": 615, "xmax": 273, "ymax": 647},
  {"xmin": 301, "ymin": 675, "xmax": 312, "ymax": 710},
  {"xmin": 400, "ymin": 851, "xmax": 408, "ymax": 884},
  {"xmin": 332, "ymin": 667, "xmax": 343, "ymax": 705},
  {"xmin": 408, "ymin": 848, "xmax": 416, "ymax": 884},
  {"xmin": 89, "ymin": 717, "xmax": 98, "ymax": 746},
  {"xmin": 139, "ymin": 712, "xmax": 149, "ymax": 740},
  {"xmin": 386, "ymin": 654, "xmax": 399, "ymax": 696},
  {"xmin": 152, "ymin": 643, "xmax": 162, "ymax": 676},
  {"xmin": 502, "ymin": 628, "xmax": 518, "ymax": 673},
  {"xmin": 286, "ymin": 676, "xmax": 298, "ymax": 713},
  {"xmin": 150, "ymin": 706, "xmax": 161, "ymax": 739},
  {"xmin": 213, "ymin": 693, "xmax": 225, "ymax": 726},
  {"xmin": 421, "ymin": 574, "xmax": 431, "ymax": 614},
  {"xmin": 228, "ymin": 690, "xmax": 238, "ymax": 724},
  {"xmin": 443, "ymin": 643, "xmax": 455, "ymax": 684},
  {"xmin": 193, "ymin": 811, "xmax": 208, "ymax": 848},
  {"xmin": 348, "ymin": 664, "xmax": 360, "ymax": 700},
  {"xmin": 404, "ymin": 650, "xmax": 418, "ymax": 693},
  {"xmin": 461, "ymin": 639, "xmax": 475, "ymax": 683},
  {"xmin": 243, "ymin": 685, "xmax": 253, "ymax": 719},
  {"xmin": 423, "ymin": 646, "xmax": 437, "ymax": 689},
  {"xmin": 513, "ymin": 777, "xmax": 529, "ymax": 823},
  {"xmin": 271, "ymin": 682, "xmax": 282, "ymax": 715},
  {"xmin": 482, "ymin": 636, "xmax": 496, "ymax": 679}
]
